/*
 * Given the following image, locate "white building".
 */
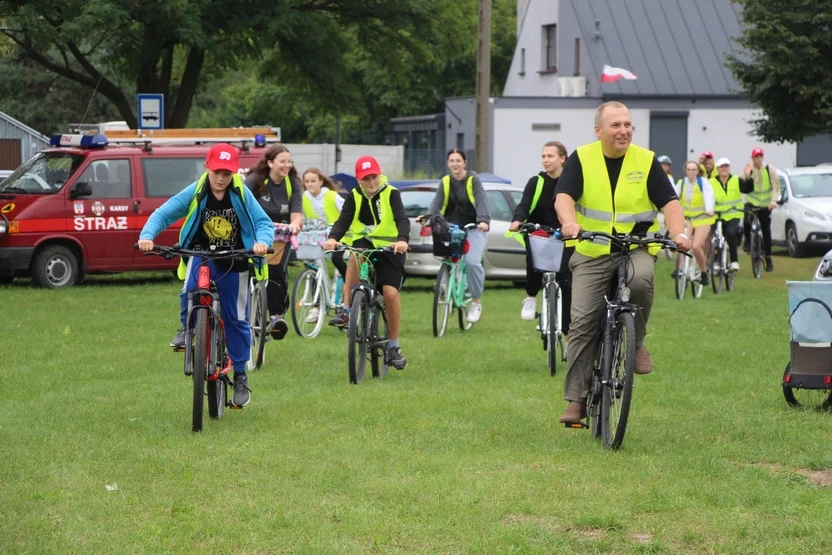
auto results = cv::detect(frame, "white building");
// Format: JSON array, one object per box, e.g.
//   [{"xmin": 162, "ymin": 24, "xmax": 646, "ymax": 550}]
[{"xmin": 447, "ymin": 0, "xmax": 829, "ymax": 188}]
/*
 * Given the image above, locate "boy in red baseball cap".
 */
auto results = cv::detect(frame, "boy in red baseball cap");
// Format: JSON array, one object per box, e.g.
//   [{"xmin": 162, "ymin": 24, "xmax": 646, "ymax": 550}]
[
  {"xmin": 138, "ymin": 143, "xmax": 275, "ymax": 408},
  {"xmin": 741, "ymin": 147, "xmax": 780, "ymax": 271},
  {"xmin": 699, "ymin": 151, "xmax": 717, "ymax": 179},
  {"xmin": 323, "ymin": 155, "xmax": 411, "ymax": 370}
]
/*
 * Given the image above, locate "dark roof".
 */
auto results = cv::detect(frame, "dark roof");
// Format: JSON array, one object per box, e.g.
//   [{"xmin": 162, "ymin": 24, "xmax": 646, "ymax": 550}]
[{"xmin": 572, "ymin": 0, "xmax": 745, "ymax": 97}]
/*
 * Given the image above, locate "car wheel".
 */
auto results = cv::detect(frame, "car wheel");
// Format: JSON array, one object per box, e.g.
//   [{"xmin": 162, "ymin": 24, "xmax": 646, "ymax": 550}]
[
  {"xmin": 786, "ymin": 222, "xmax": 807, "ymax": 258},
  {"xmin": 31, "ymin": 244, "xmax": 80, "ymax": 288}
]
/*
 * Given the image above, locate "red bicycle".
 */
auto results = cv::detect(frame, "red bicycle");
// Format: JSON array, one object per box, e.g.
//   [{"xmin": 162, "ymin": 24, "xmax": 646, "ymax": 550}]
[{"xmin": 138, "ymin": 244, "xmax": 269, "ymax": 432}]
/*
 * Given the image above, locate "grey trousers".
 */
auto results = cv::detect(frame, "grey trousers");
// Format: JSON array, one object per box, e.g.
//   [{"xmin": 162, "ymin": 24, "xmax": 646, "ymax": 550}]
[
  {"xmin": 465, "ymin": 229, "xmax": 487, "ymax": 298},
  {"xmin": 563, "ymin": 250, "xmax": 656, "ymax": 402}
]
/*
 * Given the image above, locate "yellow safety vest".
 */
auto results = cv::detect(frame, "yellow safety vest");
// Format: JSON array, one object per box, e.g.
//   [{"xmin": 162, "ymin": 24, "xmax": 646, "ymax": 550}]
[
  {"xmin": 678, "ymin": 177, "xmax": 715, "ymax": 228},
  {"xmin": 574, "ymin": 141, "xmax": 660, "ymax": 257},
  {"xmin": 700, "ymin": 164, "xmax": 718, "ymax": 180},
  {"xmin": 709, "ymin": 175, "xmax": 743, "ymax": 221},
  {"xmin": 302, "ymin": 189, "xmax": 341, "ymax": 224},
  {"xmin": 440, "ymin": 174, "xmax": 475, "ymax": 215},
  {"xmin": 347, "ymin": 185, "xmax": 399, "ymax": 247},
  {"xmin": 747, "ymin": 165, "xmax": 773, "ymax": 207},
  {"xmin": 506, "ymin": 175, "xmax": 576, "ymax": 247}
]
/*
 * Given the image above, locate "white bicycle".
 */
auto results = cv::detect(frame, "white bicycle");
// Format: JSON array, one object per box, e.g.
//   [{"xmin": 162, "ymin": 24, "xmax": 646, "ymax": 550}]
[{"xmin": 674, "ymin": 249, "xmax": 704, "ymax": 300}]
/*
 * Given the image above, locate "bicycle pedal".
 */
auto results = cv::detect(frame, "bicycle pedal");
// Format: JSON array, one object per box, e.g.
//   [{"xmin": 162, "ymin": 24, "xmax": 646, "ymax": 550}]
[
  {"xmin": 172, "ymin": 346, "xmax": 186, "ymax": 353},
  {"xmin": 564, "ymin": 421, "xmax": 589, "ymax": 429}
]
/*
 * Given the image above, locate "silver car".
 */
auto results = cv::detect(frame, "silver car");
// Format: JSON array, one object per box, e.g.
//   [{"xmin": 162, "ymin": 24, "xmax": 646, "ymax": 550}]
[{"xmin": 399, "ymin": 181, "xmax": 528, "ymax": 280}]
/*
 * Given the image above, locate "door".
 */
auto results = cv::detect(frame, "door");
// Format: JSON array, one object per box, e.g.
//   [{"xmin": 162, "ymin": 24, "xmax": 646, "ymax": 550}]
[
  {"xmin": 770, "ymin": 175, "xmax": 790, "ymax": 243},
  {"xmin": 649, "ymin": 112, "xmax": 688, "ymax": 180},
  {"xmin": 70, "ymin": 158, "xmax": 136, "ymax": 268},
  {"xmin": 0, "ymin": 138, "xmax": 21, "ymax": 170}
]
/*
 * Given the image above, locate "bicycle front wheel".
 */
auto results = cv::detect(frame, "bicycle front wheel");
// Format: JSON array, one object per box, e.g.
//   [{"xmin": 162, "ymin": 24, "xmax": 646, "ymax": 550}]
[
  {"xmin": 292, "ymin": 268, "xmax": 325, "ymax": 338},
  {"xmin": 751, "ymin": 232, "xmax": 763, "ymax": 279},
  {"xmin": 192, "ymin": 310, "xmax": 210, "ymax": 432},
  {"xmin": 710, "ymin": 242, "xmax": 723, "ymax": 295},
  {"xmin": 457, "ymin": 263, "xmax": 473, "ymax": 331},
  {"xmin": 675, "ymin": 255, "xmax": 688, "ymax": 300},
  {"xmin": 432, "ymin": 264, "xmax": 451, "ymax": 337},
  {"xmin": 348, "ymin": 290, "xmax": 369, "ymax": 384},
  {"xmin": 370, "ymin": 302, "xmax": 389, "ymax": 379},
  {"xmin": 247, "ymin": 281, "xmax": 268, "ymax": 370},
  {"xmin": 546, "ymin": 281, "xmax": 559, "ymax": 376},
  {"xmin": 207, "ymin": 329, "xmax": 227, "ymax": 420},
  {"xmin": 601, "ymin": 311, "xmax": 636, "ymax": 450}
]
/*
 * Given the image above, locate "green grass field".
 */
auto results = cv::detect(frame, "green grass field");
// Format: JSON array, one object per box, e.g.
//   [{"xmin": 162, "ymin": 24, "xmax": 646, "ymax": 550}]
[{"xmin": 2, "ymin": 250, "xmax": 831, "ymax": 554}]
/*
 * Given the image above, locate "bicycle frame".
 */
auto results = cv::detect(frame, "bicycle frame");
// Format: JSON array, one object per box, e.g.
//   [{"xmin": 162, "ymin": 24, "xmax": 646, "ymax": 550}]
[
  {"xmin": 183, "ymin": 265, "xmax": 227, "ymax": 381},
  {"xmin": 444, "ymin": 256, "xmax": 470, "ymax": 309}
]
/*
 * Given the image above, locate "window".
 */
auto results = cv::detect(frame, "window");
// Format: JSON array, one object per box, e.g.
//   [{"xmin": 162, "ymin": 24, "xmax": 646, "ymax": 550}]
[
  {"xmin": 399, "ymin": 189, "xmax": 437, "ymax": 218},
  {"xmin": 142, "ymin": 158, "xmax": 205, "ymax": 198},
  {"xmin": 520, "ymin": 48, "xmax": 526, "ymax": 76},
  {"xmin": 456, "ymin": 133, "xmax": 465, "ymax": 150},
  {"xmin": 0, "ymin": 152, "xmax": 84, "ymax": 194},
  {"xmin": 509, "ymin": 190, "xmax": 523, "ymax": 207},
  {"xmin": 543, "ymin": 24, "xmax": 557, "ymax": 72},
  {"xmin": 76, "ymin": 159, "xmax": 132, "ymax": 199},
  {"xmin": 485, "ymin": 190, "xmax": 512, "ymax": 222}
]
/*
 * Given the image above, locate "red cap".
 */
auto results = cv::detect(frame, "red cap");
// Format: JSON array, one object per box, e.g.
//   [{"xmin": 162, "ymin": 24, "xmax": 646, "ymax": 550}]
[
  {"xmin": 702, "ymin": 151, "xmax": 714, "ymax": 159},
  {"xmin": 206, "ymin": 143, "xmax": 239, "ymax": 173},
  {"xmin": 355, "ymin": 155, "xmax": 382, "ymax": 180},
  {"xmin": 751, "ymin": 147, "xmax": 764, "ymax": 158}
]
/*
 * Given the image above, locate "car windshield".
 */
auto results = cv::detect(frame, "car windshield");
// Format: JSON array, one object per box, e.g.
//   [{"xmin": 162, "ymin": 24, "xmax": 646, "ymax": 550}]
[
  {"xmin": 400, "ymin": 189, "xmax": 437, "ymax": 218},
  {"xmin": 790, "ymin": 173, "xmax": 832, "ymax": 198},
  {"xmin": 0, "ymin": 152, "xmax": 85, "ymax": 194}
]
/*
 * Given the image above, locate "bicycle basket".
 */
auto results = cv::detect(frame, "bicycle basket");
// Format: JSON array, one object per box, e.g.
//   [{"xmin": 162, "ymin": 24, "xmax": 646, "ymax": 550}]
[
  {"xmin": 296, "ymin": 228, "xmax": 330, "ymax": 260},
  {"xmin": 433, "ymin": 227, "xmax": 468, "ymax": 257},
  {"xmin": 529, "ymin": 232, "xmax": 565, "ymax": 273},
  {"xmin": 787, "ymin": 281, "xmax": 832, "ymax": 344}
]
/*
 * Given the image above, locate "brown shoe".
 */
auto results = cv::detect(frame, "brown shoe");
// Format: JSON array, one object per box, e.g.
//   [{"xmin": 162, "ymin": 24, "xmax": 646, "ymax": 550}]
[
  {"xmin": 635, "ymin": 346, "xmax": 652, "ymax": 375},
  {"xmin": 558, "ymin": 401, "xmax": 586, "ymax": 424}
]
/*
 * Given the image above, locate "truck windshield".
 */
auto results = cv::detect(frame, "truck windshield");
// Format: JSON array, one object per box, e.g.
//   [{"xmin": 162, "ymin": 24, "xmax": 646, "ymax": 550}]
[{"xmin": 0, "ymin": 152, "xmax": 85, "ymax": 194}]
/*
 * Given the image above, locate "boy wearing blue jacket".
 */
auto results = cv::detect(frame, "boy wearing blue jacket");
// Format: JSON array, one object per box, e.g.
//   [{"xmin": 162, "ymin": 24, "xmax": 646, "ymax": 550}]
[{"xmin": 138, "ymin": 143, "xmax": 273, "ymax": 408}]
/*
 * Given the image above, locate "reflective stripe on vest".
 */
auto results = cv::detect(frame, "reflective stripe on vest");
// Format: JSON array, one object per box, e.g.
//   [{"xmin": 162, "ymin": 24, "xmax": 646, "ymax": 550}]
[
  {"xmin": 440, "ymin": 175, "xmax": 475, "ymax": 215},
  {"xmin": 574, "ymin": 141, "xmax": 659, "ymax": 258},
  {"xmin": 747, "ymin": 166, "xmax": 773, "ymax": 207},
  {"xmin": 347, "ymin": 185, "xmax": 399, "ymax": 247},
  {"xmin": 709, "ymin": 175, "xmax": 743, "ymax": 221}
]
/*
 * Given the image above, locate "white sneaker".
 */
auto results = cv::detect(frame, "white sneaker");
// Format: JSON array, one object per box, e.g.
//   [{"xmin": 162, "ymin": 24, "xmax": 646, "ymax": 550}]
[
  {"xmin": 729, "ymin": 262, "xmax": 740, "ymax": 272},
  {"xmin": 520, "ymin": 297, "xmax": 536, "ymax": 320},
  {"xmin": 467, "ymin": 302, "xmax": 483, "ymax": 323},
  {"xmin": 305, "ymin": 307, "xmax": 320, "ymax": 323}
]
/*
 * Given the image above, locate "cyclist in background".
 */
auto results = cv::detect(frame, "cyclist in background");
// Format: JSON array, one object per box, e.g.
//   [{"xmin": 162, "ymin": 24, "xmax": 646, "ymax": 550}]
[
  {"xmin": 244, "ymin": 144, "xmax": 303, "ymax": 340},
  {"xmin": 509, "ymin": 140, "xmax": 573, "ymax": 336},
  {"xmin": 323, "ymin": 156, "xmax": 410, "ymax": 370},
  {"xmin": 677, "ymin": 161, "xmax": 715, "ymax": 286},
  {"xmin": 742, "ymin": 147, "xmax": 779, "ymax": 272},
  {"xmin": 658, "ymin": 155, "xmax": 674, "ymax": 188},
  {"xmin": 138, "ymin": 144, "xmax": 273, "ymax": 408},
  {"xmin": 427, "ymin": 148, "xmax": 491, "ymax": 324},
  {"xmin": 699, "ymin": 151, "xmax": 718, "ymax": 180},
  {"xmin": 709, "ymin": 158, "xmax": 743, "ymax": 272}
]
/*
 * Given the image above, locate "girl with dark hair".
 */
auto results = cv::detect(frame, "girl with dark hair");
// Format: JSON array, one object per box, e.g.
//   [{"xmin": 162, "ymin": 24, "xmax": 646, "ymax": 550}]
[
  {"xmin": 427, "ymin": 148, "xmax": 491, "ymax": 324},
  {"xmin": 244, "ymin": 144, "xmax": 303, "ymax": 340},
  {"xmin": 509, "ymin": 141, "xmax": 573, "ymax": 332}
]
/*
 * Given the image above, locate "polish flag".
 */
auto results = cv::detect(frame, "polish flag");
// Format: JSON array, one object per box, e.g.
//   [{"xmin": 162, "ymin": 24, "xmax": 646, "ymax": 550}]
[{"xmin": 601, "ymin": 64, "xmax": 638, "ymax": 83}]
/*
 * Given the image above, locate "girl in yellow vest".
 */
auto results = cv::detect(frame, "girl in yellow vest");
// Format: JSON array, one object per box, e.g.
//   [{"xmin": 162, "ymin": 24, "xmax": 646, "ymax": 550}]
[
  {"xmin": 245, "ymin": 144, "xmax": 303, "ymax": 340},
  {"xmin": 301, "ymin": 168, "xmax": 347, "ymax": 323},
  {"xmin": 509, "ymin": 141, "xmax": 573, "ymax": 332},
  {"xmin": 677, "ymin": 161, "xmax": 715, "ymax": 285},
  {"xmin": 427, "ymin": 148, "xmax": 491, "ymax": 323}
]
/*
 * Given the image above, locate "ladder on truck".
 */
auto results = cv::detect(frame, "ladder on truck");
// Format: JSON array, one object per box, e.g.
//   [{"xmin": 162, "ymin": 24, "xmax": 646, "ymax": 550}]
[{"xmin": 101, "ymin": 127, "xmax": 281, "ymax": 152}]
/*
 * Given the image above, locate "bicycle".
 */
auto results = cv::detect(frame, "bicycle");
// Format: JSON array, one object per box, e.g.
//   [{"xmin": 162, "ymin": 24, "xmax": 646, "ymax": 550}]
[
  {"xmin": 707, "ymin": 212, "xmax": 737, "ymax": 294},
  {"xmin": 517, "ymin": 223, "xmax": 567, "ymax": 376},
  {"xmin": 291, "ymin": 258, "xmax": 345, "ymax": 338},
  {"xmin": 674, "ymin": 243, "xmax": 704, "ymax": 300},
  {"xmin": 566, "ymin": 231, "xmax": 688, "ymax": 450},
  {"xmin": 742, "ymin": 208, "xmax": 765, "ymax": 279},
  {"xmin": 329, "ymin": 244, "xmax": 396, "ymax": 384},
  {"xmin": 418, "ymin": 216, "xmax": 476, "ymax": 337},
  {"xmin": 138, "ymin": 243, "xmax": 269, "ymax": 432}
]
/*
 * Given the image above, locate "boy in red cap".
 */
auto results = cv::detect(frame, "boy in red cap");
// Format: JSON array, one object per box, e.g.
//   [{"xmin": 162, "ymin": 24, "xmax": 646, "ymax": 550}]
[
  {"xmin": 323, "ymin": 155, "xmax": 411, "ymax": 370},
  {"xmin": 138, "ymin": 143, "xmax": 274, "ymax": 408},
  {"xmin": 741, "ymin": 147, "xmax": 779, "ymax": 271},
  {"xmin": 699, "ymin": 151, "xmax": 718, "ymax": 179}
]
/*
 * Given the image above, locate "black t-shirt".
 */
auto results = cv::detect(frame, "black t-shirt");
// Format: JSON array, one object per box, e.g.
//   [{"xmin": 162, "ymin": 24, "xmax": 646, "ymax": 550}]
[
  {"xmin": 244, "ymin": 173, "xmax": 302, "ymax": 223},
  {"xmin": 191, "ymin": 191, "xmax": 247, "ymax": 272},
  {"xmin": 513, "ymin": 171, "xmax": 561, "ymax": 227}
]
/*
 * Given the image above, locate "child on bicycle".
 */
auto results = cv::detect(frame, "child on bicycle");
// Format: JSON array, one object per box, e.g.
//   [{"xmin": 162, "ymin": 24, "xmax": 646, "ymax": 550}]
[
  {"xmin": 138, "ymin": 143, "xmax": 273, "ymax": 408},
  {"xmin": 509, "ymin": 141, "xmax": 573, "ymax": 334},
  {"xmin": 322, "ymin": 156, "xmax": 410, "ymax": 370}
]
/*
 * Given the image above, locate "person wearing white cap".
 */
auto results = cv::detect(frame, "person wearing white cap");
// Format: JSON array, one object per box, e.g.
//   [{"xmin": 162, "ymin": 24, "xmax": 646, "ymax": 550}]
[
  {"xmin": 657, "ymin": 155, "xmax": 674, "ymax": 188},
  {"xmin": 709, "ymin": 158, "xmax": 744, "ymax": 271}
]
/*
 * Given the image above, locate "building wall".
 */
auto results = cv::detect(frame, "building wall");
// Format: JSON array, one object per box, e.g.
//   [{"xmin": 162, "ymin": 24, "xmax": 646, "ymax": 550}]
[
  {"xmin": 503, "ymin": 0, "xmax": 561, "ymax": 97},
  {"xmin": 282, "ymin": 144, "xmax": 405, "ymax": 178},
  {"xmin": 0, "ymin": 114, "xmax": 50, "ymax": 167},
  {"xmin": 491, "ymin": 100, "xmax": 797, "ymax": 188}
]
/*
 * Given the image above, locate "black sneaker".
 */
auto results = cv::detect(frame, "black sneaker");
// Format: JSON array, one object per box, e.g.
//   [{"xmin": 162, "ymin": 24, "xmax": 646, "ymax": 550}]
[
  {"xmin": 328, "ymin": 308, "xmax": 349, "ymax": 328},
  {"xmin": 670, "ymin": 269, "xmax": 679, "ymax": 279},
  {"xmin": 232, "ymin": 374, "xmax": 251, "ymax": 408},
  {"xmin": 388, "ymin": 347, "xmax": 408, "ymax": 370},
  {"xmin": 170, "ymin": 327, "xmax": 186, "ymax": 349},
  {"xmin": 701, "ymin": 273, "xmax": 710, "ymax": 286},
  {"xmin": 742, "ymin": 241, "xmax": 751, "ymax": 253},
  {"xmin": 765, "ymin": 256, "xmax": 774, "ymax": 272},
  {"xmin": 270, "ymin": 315, "xmax": 288, "ymax": 340}
]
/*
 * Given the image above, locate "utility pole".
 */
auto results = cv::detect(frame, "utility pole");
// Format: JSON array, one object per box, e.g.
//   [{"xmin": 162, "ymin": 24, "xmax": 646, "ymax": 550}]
[{"xmin": 474, "ymin": 0, "xmax": 492, "ymax": 173}]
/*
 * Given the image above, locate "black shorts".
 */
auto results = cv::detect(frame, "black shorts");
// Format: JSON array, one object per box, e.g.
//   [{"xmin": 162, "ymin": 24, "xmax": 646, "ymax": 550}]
[{"xmin": 353, "ymin": 239, "xmax": 406, "ymax": 291}]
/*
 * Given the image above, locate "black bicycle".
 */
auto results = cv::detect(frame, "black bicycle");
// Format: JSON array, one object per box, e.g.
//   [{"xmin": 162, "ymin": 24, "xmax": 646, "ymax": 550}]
[
  {"xmin": 742, "ymin": 208, "xmax": 765, "ymax": 279},
  {"xmin": 708, "ymin": 212, "xmax": 737, "ymax": 294},
  {"xmin": 138, "ymin": 244, "xmax": 269, "ymax": 432},
  {"xmin": 566, "ymin": 231, "xmax": 689, "ymax": 450}
]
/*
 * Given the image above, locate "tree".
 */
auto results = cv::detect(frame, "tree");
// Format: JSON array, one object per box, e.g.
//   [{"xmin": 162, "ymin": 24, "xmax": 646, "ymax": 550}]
[
  {"xmin": 727, "ymin": 0, "xmax": 832, "ymax": 143},
  {"xmin": 0, "ymin": 0, "xmax": 437, "ymax": 128}
]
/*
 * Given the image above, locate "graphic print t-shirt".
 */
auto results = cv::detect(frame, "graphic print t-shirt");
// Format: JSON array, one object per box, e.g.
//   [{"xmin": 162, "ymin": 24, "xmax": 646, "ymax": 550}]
[{"xmin": 193, "ymin": 191, "xmax": 247, "ymax": 271}]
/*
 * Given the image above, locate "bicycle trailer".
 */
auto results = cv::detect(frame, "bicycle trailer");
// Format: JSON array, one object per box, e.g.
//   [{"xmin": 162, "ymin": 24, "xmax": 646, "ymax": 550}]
[{"xmin": 782, "ymin": 281, "xmax": 832, "ymax": 406}]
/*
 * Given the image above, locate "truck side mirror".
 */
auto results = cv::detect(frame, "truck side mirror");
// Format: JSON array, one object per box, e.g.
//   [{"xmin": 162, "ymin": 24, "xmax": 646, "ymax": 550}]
[{"xmin": 70, "ymin": 181, "xmax": 93, "ymax": 198}]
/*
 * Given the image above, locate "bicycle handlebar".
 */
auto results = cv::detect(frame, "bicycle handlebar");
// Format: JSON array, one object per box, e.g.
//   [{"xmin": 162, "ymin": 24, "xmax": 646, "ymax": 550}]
[
  {"xmin": 574, "ymin": 231, "xmax": 692, "ymax": 256},
  {"xmin": 416, "ymin": 214, "xmax": 477, "ymax": 231},
  {"xmin": 517, "ymin": 222, "xmax": 561, "ymax": 237},
  {"xmin": 134, "ymin": 243, "xmax": 273, "ymax": 260},
  {"xmin": 324, "ymin": 244, "xmax": 396, "ymax": 254}
]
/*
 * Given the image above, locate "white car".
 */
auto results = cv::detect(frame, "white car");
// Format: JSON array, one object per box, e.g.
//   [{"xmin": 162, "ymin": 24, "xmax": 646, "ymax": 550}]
[
  {"xmin": 0, "ymin": 170, "xmax": 13, "ymax": 184},
  {"xmin": 770, "ymin": 167, "xmax": 832, "ymax": 257}
]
